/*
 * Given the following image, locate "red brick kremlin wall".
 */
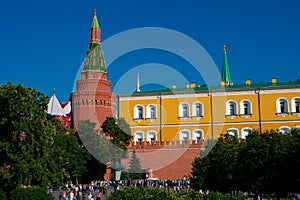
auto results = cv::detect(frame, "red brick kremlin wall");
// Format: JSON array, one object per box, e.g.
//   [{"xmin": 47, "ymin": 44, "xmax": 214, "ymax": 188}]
[{"xmin": 122, "ymin": 140, "xmax": 204, "ymax": 180}]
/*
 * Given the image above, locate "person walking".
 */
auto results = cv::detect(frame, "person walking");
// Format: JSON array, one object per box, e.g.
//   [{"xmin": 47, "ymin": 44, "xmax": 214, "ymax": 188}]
[
  {"xmin": 75, "ymin": 191, "xmax": 81, "ymax": 200},
  {"xmin": 96, "ymin": 191, "xmax": 102, "ymax": 200},
  {"xmin": 70, "ymin": 190, "xmax": 74, "ymax": 200}
]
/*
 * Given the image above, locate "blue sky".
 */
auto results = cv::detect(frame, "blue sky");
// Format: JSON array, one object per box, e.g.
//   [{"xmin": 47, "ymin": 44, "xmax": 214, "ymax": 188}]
[{"xmin": 1, "ymin": 0, "xmax": 300, "ymax": 102}]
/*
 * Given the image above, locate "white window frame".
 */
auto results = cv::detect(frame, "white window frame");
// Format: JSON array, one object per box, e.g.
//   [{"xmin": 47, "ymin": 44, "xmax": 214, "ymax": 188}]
[
  {"xmin": 240, "ymin": 99, "xmax": 252, "ymax": 116},
  {"xmin": 192, "ymin": 129, "xmax": 204, "ymax": 144},
  {"xmin": 276, "ymin": 98, "xmax": 289, "ymax": 114},
  {"xmin": 192, "ymin": 102, "xmax": 204, "ymax": 118},
  {"xmin": 226, "ymin": 100, "xmax": 238, "ymax": 116},
  {"xmin": 146, "ymin": 131, "xmax": 157, "ymax": 143},
  {"xmin": 278, "ymin": 126, "xmax": 291, "ymax": 134},
  {"xmin": 227, "ymin": 128, "xmax": 239, "ymax": 137},
  {"xmin": 134, "ymin": 131, "xmax": 144, "ymax": 145},
  {"xmin": 133, "ymin": 104, "xmax": 145, "ymax": 120},
  {"xmin": 178, "ymin": 102, "xmax": 190, "ymax": 118},
  {"xmin": 179, "ymin": 130, "xmax": 190, "ymax": 144},
  {"xmin": 291, "ymin": 97, "xmax": 300, "ymax": 113},
  {"xmin": 146, "ymin": 104, "xmax": 157, "ymax": 119},
  {"xmin": 241, "ymin": 127, "xmax": 252, "ymax": 139}
]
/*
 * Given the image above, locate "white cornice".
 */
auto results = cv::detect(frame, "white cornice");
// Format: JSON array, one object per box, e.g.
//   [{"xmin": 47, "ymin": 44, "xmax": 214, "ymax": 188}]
[{"xmin": 129, "ymin": 120, "xmax": 300, "ymax": 129}]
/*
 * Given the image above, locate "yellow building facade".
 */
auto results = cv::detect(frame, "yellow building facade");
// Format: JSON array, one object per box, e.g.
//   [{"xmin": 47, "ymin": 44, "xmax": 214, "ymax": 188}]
[
  {"xmin": 119, "ymin": 81, "xmax": 300, "ymax": 143},
  {"xmin": 118, "ymin": 47, "xmax": 300, "ymax": 144}
]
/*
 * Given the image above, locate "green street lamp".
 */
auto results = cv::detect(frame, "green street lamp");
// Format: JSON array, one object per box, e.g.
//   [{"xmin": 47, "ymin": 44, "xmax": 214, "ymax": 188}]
[
  {"xmin": 111, "ymin": 161, "xmax": 124, "ymax": 195},
  {"xmin": 111, "ymin": 161, "xmax": 124, "ymax": 181}
]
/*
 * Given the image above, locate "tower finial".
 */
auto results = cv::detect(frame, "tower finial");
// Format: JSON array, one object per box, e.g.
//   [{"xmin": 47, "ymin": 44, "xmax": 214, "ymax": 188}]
[
  {"xmin": 223, "ymin": 45, "xmax": 227, "ymax": 53},
  {"xmin": 136, "ymin": 74, "xmax": 140, "ymax": 92},
  {"xmin": 94, "ymin": 8, "xmax": 96, "ymax": 16}
]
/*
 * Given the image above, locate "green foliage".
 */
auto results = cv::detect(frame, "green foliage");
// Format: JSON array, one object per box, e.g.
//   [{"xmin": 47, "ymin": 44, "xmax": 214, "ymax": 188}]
[
  {"xmin": 0, "ymin": 83, "xmax": 66, "ymax": 190},
  {"xmin": 52, "ymin": 120, "xmax": 91, "ymax": 183},
  {"xmin": 0, "ymin": 83, "xmax": 91, "ymax": 192},
  {"xmin": 236, "ymin": 129, "xmax": 300, "ymax": 194},
  {"xmin": 76, "ymin": 117, "xmax": 132, "ymax": 164},
  {"xmin": 192, "ymin": 129, "xmax": 300, "ymax": 196},
  {"xmin": 76, "ymin": 119, "xmax": 132, "ymax": 181},
  {"xmin": 107, "ymin": 187, "xmax": 177, "ymax": 200},
  {"xmin": 192, "ymin": 134, "xmax": 239, "ymax": 192},
  {"xmin": 128, "ymin": 150, "xmax": 144, "ymax": 179},
  {"xmin": 106, "ymin": 187, "xmax": 247, "ymax": 200},
  {"xmin": 0, "ymin": 190, "xmax": 7, "ymax": 200},
  {"xmin": 77, "ymin": 119, "xmax": 117, "ymax": 164},
  {"xmin": 101, "ymin": 117, "xmax": 132, "ymax": 152},
  {"xmin": 10, "ymin": 187, "xmax": 54, "ymax": 200}
]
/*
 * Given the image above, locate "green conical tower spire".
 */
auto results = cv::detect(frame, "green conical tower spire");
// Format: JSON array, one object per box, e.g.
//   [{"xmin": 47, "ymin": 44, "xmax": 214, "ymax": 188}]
[
  {"xmin": 221, "ymin": 45, "xmax": 233, "ymax": 86},
  {"xmin": 91, "ymin": 9, "xmax": 100, "ymax": 29},
  {"xmin": 82, "ymin": 9, "xmax": 107, "ymax": 73}
]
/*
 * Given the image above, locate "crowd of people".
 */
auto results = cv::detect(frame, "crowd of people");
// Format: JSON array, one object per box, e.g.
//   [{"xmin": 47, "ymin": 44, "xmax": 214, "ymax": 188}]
[
  {"xmin": 57, "ymin": 180, "xmax": 105, "ymax": 200},
  {"xmin": 53, "ymin": 177, "xmax": 300, "ymax": 200},
  {"xmin": 118, "ymin": 177, "xmax": 191, "ymax": 192},
  {"xmin": 55, "ymin": 176, "xmax": 192, "ymax": 199}
]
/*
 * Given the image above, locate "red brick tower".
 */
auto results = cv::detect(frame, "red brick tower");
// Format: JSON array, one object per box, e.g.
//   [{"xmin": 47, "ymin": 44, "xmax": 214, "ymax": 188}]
[{"xmin": 72, "ymin": 10, "xmax": 116, "ymax": 129}]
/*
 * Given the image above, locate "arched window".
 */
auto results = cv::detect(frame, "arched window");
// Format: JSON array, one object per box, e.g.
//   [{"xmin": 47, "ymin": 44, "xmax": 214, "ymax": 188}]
[
  {"xmin": 179, "ymin": 130, "xmax": 190, "ymax": 144},
  {"xmin": 133, "ymin": 105, "xmax": 144, "ymax": 120},
  {"xmin": 178, "ymin": 103, "xmax": 190, "ymax": 118},
  {"xmin": 146, "ymin": 131, "xmax": 157, "ymax": 143},
  {"xmin": 146, "ymin": 104, "xmax": 157, "ymax": 119},
  {"xmin": 279, "ymin": 126, "xmax": 291, "ymax": 134},
  {"xmin": 134, "ymin": 131, "xmax": 144, "ymax": 145},
  {"xmin": 192, "ymin": 129, "xmax": 204, "ymax": 143},
  {"xmin": 227, "ymin": 128, "xmax": 239, "ymax": 137},
  {"xmin": 240, "ymin": 100, "xmax": 252, "ymax": 115},
  {"xmin": 291, "ymin": 97, "xmax": 300, "ymax": 113},
  {"xmin": 276, "ymin": 98, "xmax": 289, "ymax": 114},
  {"xmin": 241, "ymin": 127, "xmax": 252, "ymax": 139},
  {"xmin": 226, "ymin": 100, "xmax": 238, "ymax": 116},
  {"xmin": 192, "ymin": 102, "xmax": 204, "ymax": 117}
]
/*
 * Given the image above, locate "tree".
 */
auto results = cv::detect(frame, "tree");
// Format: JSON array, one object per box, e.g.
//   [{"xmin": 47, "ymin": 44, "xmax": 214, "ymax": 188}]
[
  {"xmin": 128, "ymin": 150, "xmax": 144, "ymax": 179},
  {"xmin": 0, "ymin": 83, "xmax": 68, "ymax": 191},
  {"xmin": 0, "ymin": 83, "xmax": 66, "ymax": 189},
  {"xmin": 101, "ymin": 117, "xmax": 132, "ymax": 161},
  {"xmin": 50, "ymin": 119, "xmax": 91, "ymax": 185},
  {"xmin": 75, "ymin": 119, "xmax": 111, "ymax": 181},
  {"xmin": 237, "ymin": 129, "xmax": 300, "ymax": 196},
  {"xmin": 76, "ymin": 120, "xmax": 109, "ymax": 164},
  {"xmin": 192, "ymin": 129, "xmax": 300, "ymax": 197},
  {"xmin": 77, "ymin": 118, "xmax": 133, "ymax": 181},
  {"xmin": 101, "ymin": 117, "xmax": 132, "ymax": 151},
  {"xmin": 192, "ymin": 134, "xmax": 240, "ymax": 192},
  {"xmin": 77, "ymin": 117, "xmax": 132, "ymax": 182}
]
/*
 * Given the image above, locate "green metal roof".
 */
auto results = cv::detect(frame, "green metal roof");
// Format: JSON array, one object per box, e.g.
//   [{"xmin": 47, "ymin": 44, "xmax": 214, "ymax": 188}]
[
  {"xmin": 130, "ymin": 80, "xmax": 300, "ymax": 96},
  {"xmin": 82, "ymin": 43, "xmax": 107, "ymax": 73}
]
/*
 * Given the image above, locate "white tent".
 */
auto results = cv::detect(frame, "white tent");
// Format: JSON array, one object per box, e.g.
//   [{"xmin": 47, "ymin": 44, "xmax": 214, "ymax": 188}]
[{"xmin": 47, "ymin": 93, "xmax": 71, "ymax": 116}]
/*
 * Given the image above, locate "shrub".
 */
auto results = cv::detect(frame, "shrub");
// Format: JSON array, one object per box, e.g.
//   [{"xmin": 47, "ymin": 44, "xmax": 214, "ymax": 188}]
[
  {"xmin": 107, "ymin": 187, "xmax": 177, "ymax": 200},
  {"xmin": 10, "ymin": 187, "xmax": 54, "ymax": 200},
  {"xmin": 106, "ymin": 187, "xmax": 247, "ymax": 200},
  {"xmin": 0, "ymin": 191, "xmax": 7, "ymax": 200}
]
